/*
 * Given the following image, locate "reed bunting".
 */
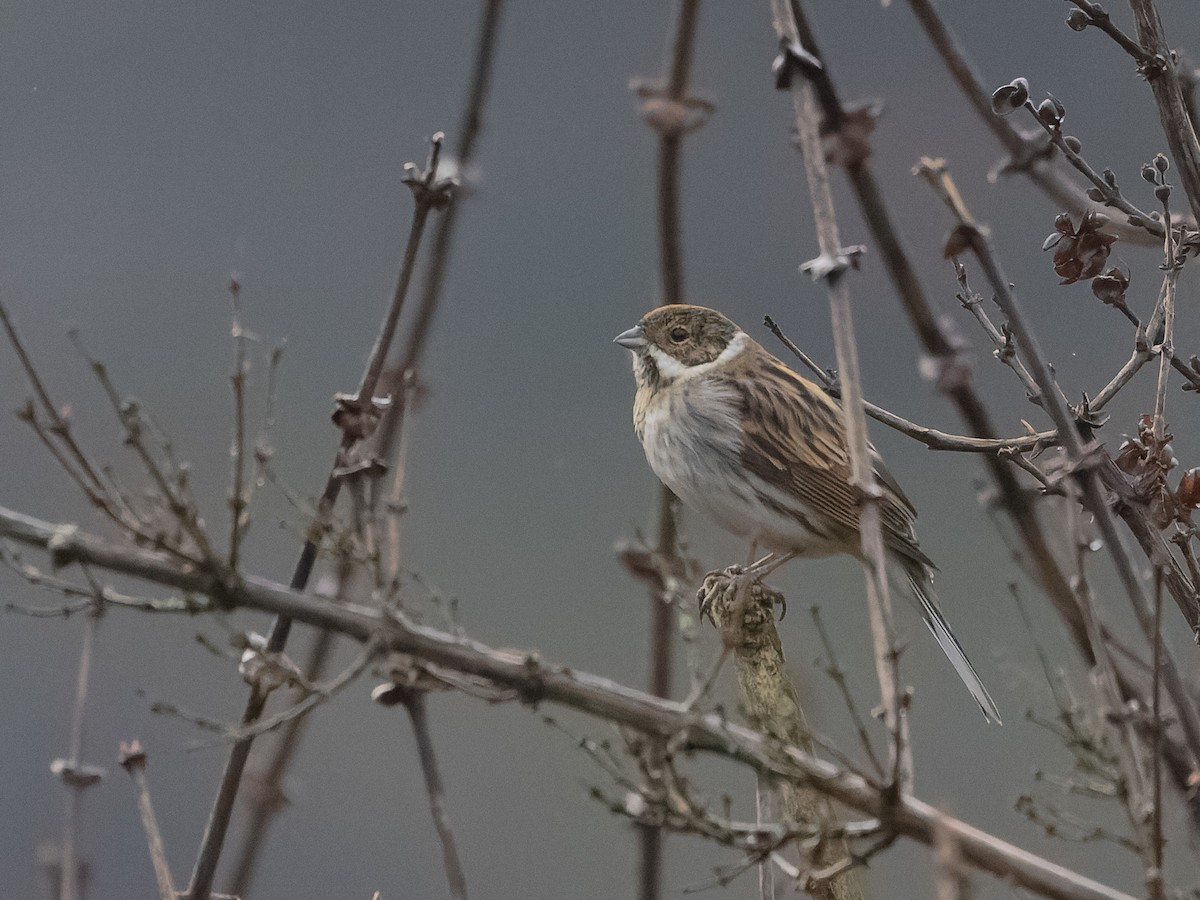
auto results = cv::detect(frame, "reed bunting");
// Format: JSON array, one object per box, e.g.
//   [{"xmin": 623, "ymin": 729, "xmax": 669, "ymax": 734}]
[{"xmin": 615, "ymin": 304, "xmax": 1000, "ymax": 723}]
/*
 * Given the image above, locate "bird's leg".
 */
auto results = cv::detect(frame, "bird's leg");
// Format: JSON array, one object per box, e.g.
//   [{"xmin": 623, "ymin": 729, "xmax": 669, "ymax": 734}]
[{"xmin": 745, "ymin": 550, "xmax": 798, "ymax": 580}]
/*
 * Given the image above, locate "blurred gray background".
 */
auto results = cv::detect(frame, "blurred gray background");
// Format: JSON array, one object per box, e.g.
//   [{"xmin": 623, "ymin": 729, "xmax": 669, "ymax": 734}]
[{"xmin": 2, "ymin": 1, "xmax": 1198, "ymax": 897}]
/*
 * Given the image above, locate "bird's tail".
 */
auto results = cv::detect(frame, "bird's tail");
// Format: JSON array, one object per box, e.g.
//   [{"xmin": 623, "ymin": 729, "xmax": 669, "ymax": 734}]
[{"xmin": 895, "ymin": 564, "xmax": 1002, "ymax": 724}]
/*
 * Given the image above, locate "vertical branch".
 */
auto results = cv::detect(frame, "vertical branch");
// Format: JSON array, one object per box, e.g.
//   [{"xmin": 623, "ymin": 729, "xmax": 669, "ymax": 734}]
[
  {"xmin": 786, "ymin": 0, "xmax": 1092, "ymax": 672},
  {"xmin": 773, "ymin": 0, "xmax": 908, "ymax": 788},
  {"xmin": 1148, "ymin": 568, "xmax": 1165, "ymax": 900},
  {"xmin": 631, "ymin": 3, "xmax": 703, "ymax": 897},
  {"xmin": 654, "ymin": 0, "xmax": 701, "ymax": 307},
  {"xmin": 394, "ymin": 0, "xmax": 506, "ymax": 380},
  {"xmin": 933, "ymin": 815, "xmax": 969, "ymax": 900},
  {"xmin": 756, "ymin": 775, "xmax": 776, "ymax": 900}
]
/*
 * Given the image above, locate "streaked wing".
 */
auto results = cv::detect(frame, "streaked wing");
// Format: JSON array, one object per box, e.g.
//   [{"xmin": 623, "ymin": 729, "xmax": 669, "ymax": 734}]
[{"xmin": 731, "ymin": 350, "xmax": 930, "ymax": 566}]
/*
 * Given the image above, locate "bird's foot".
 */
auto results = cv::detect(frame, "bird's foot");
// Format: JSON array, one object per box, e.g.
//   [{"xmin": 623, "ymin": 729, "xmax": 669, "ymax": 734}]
[
  {"xmin": 697, "ymin": 565, "xmax": 746, "ymax": 625},
  {"xmin": 697, "ymin": 566, "xmax": 786, "ymax": 636}
]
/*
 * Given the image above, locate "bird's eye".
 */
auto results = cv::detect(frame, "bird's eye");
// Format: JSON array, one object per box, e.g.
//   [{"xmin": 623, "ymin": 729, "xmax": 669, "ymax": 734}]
[{"xmin": 669, "ymin": 327, "xmax": 688, "ymax": 343}]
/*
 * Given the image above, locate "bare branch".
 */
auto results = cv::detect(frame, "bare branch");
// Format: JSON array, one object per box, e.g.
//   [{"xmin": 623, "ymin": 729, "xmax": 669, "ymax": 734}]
[
  {"xmin": 185, "ymin": 129, "xmax": 455, "ymax": 900},
  {"xmin": 0, "ymin": 504, "xmax": 1146, "ymax": 900},
  {"xmin": 916, "ymin": 156, "xmax": 1200, "ymax": 788}
]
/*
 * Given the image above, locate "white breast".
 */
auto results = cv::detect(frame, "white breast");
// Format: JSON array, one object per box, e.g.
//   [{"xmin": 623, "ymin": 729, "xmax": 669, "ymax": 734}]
[{"xmin": 636, "ymin": 370, "xmax": 838, "ymax": 556}]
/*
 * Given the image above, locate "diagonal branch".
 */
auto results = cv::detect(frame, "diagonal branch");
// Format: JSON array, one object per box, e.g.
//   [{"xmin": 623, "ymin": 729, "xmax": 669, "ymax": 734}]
[{"xmin": 773, "ymin": 0, "xmax": 909, "ymax": 789}]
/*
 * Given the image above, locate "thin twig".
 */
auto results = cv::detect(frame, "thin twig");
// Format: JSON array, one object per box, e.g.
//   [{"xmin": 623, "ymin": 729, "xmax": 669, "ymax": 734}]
[
  {"xmin": 905, "ymin": 0, "xmax": 1158, "ymax": 244},
  {"xmin": 1063, "ymin": 496, "xmax": 1154, "ymax": 865},
  {"xmin": 227, "ymin": 279, "xmax": 249, "ymax": 571},
  {"xmin": 811, "ymin": 607, "xmax": 886, "ymax": 781},
  {"xmin": 0, "ymin": 302, "xmax": 142, "ymax": 525},
  {"xmin": 1148, "ymin": 567, "xmax": 1165, "ymax": 900},
  {"xmin": 69, "ymin": 331, "xmax": 218, "ymax": 565},
  {"xmin": 56, "ymin": 598, "xmax": 102, "ymax": 900},
  {"xmin": 1066, "ymin": 0, "xmax": 1156, "ymax": 65},
  {"xmin": 184, "ymin": 641, "xmax": 383, "ymax": 747},
  {"xmin": 119, "ymin": 742, "xmax": 176, "ymax": 900},
  {"xmin": 183, "ymin": 132, "xmax": 454, "ymax": 900},
  {"xmin": 954, "ymin": 263, "xmax": 1046, "ymax": 405},
  {"xmin": 764, "ymin": 315, "xmax": 1058, "ymax": 453},
  {"xmin": 401, "ymin": 690, "xmax": 470, "ymax": 900}
]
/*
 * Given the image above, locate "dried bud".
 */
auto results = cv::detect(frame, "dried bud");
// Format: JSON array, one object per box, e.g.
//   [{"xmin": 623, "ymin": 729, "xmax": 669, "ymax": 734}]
[
  {"xmin": 990, "ymin": 77, "xmax": 1030, "ymax": 115},
  {"xmin": 1047, "ymin": 211, "xmax": 1118, "ymax": 284},
  {"xmin": 1091, "ymin": 266, "xmax": 1130, "ymax": 307},
  {"xmin": 1065, "ymin": 8, "xmax": 1090, "ymax": 30},
  {"xmin": 1155, "ymin": 183, "xmax": 1171, "ymax": 203},
  {"xmin": 1154, "ymin": 153, "xmax": 1170, "ymax": 173},
  {"xmin": 1086, "ymin": 187, "xmax": 1106, "ymax": 202},
  {"xmin": 1063, "ymin": 135, "xmax": 1083, "ymax": 153},
  {"xmin": 1142, "ymin": 162, "xmax": 1159, "ymax": 184}
]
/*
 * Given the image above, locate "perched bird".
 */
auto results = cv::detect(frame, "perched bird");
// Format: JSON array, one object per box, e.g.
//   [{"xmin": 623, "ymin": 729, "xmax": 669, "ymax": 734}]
[{"xmin": 614, "ymin": 303, "xmax": 1001, "ymax": 723}]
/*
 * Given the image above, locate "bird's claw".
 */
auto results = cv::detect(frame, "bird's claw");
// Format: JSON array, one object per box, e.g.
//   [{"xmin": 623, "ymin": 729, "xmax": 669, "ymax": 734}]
[{"xmin": 697, "ymin": 565, "xmax": 745, "ymax": 625}]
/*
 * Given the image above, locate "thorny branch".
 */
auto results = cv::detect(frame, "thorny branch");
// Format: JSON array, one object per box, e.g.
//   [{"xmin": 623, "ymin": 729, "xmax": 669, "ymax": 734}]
[{"xmin": 773, "ymin": 0, "xmax": 910, "ymax": 791}]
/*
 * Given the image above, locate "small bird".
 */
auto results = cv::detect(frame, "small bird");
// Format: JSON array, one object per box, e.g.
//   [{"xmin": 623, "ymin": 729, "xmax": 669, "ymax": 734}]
[{"xmin": 614, "ymin": 303, "xmax": 1001, "ymax": 723}]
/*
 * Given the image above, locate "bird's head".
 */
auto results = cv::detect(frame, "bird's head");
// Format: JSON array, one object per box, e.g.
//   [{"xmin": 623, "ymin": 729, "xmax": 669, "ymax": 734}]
[{"xmin": 613, "ymin": 304, "xmax": 747, "ymax": 386}]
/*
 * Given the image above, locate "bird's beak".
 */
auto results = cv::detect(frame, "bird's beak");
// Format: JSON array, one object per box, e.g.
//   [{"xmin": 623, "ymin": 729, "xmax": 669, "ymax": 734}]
[{"xmin": 613, "ymin": 325, "xmax": 647, "ymax": 350}]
